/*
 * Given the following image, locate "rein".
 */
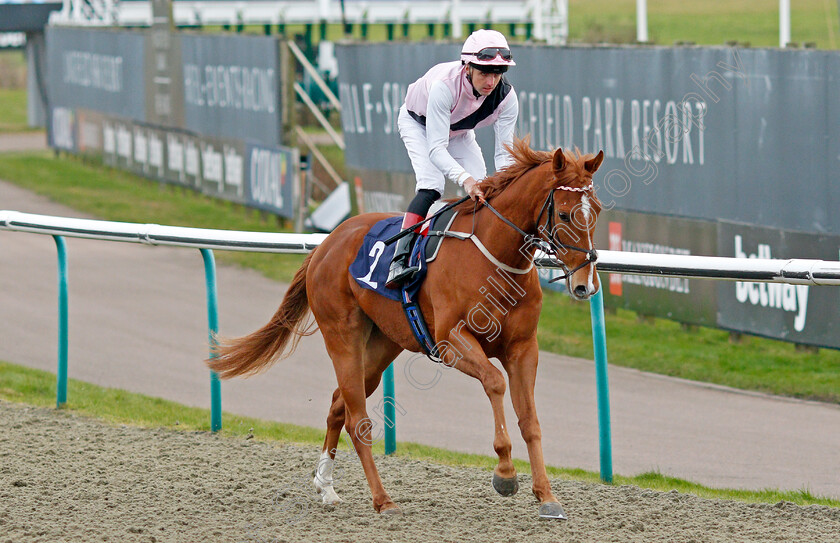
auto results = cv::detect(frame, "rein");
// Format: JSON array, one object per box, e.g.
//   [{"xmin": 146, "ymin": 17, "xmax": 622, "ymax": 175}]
[
  {"xmin": 383, "ymin": 173, "xmax": 599, "ymax": 281},
  {"xmin": 480, "ymin": 183, "xmax": 598, "ymax": 282}
]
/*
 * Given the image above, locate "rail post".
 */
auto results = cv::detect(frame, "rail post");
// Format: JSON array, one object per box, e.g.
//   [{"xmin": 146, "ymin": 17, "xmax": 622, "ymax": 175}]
[
  {"xmin": 589, "ymin": 281, "xmax": 614, "ymax": 483},
  {"xmin": 200, "ymin": 248, "xmax": 223, "ymax": 432},
  {"xmin": 53, "ymin": 235, "xmax": 68, "ymax": 408},
  {"xmin": 383, "ymin": 362, "xmax": 396, "ymax": 454}
]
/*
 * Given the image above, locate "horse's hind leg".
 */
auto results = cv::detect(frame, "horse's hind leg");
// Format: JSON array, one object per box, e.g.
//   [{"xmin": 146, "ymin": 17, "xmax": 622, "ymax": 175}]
[
  {"xmin": 316, "ymin": 331, "xmax": 401, "ymax": 505},
  {"xmin": 318, "ymin": 322, "xmax": 402, "ymax": 513},
  {"xmin": 314, "ymin": 388, "xmax": 345, "ymax": 505}
]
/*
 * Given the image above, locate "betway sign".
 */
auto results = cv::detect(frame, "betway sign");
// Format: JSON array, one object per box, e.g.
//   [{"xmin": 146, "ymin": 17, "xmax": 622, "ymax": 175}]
[
  {"xmin": 733, "ymin": 236, "xmax": 809, "ymax": 332},
  {"xmin": 595, "ymin": 212, "xmax": 840, "ymax": 349}
]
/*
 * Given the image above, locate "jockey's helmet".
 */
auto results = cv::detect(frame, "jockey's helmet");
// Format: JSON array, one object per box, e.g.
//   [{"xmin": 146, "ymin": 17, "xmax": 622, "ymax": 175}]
[{"xmin": 460, "ymin": 29, "xmax": 516, "ymax": 74}]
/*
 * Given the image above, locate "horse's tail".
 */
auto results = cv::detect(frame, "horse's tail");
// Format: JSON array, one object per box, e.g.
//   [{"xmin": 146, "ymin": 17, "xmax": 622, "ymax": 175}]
[{"xmin": 207, "ymin": 252, "xmax": 317, "ymax": 379}]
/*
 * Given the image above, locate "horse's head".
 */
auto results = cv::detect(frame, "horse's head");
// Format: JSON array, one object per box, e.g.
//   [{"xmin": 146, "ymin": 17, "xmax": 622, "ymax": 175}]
[
  {"xmin": 478, "ymin": 138, "xmax": 605, "ymax": 300},
  {"xmin": 539, "ymin": 147, "xmax": 604, "ymax": 300}
]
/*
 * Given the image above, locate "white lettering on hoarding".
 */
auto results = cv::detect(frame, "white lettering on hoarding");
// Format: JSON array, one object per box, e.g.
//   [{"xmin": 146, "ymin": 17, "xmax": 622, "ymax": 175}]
[
  {"xmin": 63, "ymin": 51, "xmax": 123, "ymax": 93},
  {"xmin": 116, "ymin": 124, "xmax": 132, "ymax": 163},
  {"xmin": 250, "ymin": 148, "xmax": 286, "ymax": 210},
  {"xmin": 133, "ymin": 129, "xmax": 148, "ymax": 165},
  {"xmin": 733, "ymin": 235, "xmax": 809, "ymax": 332},
  {"xmin": 224, "ymin": 146, "xmax": 244, "ymax": 195},
  {"xmin": 185, "ymin": 140, "xmax": 200, "ymax": 180},
  {"xmin": 618, "ymin": 239, "xmax": 692, "ymax": 294},
  {"xmin": 51, "ymin": 108, "xmax": 74, "ymax": 151},
  {"xmin": 201, "ymin": 143, "xmax": 223, "ymax": 185},
  {"xmin": 167, "ymin": 134, "xmax": 184, "ymax": 174},
  {"xmin": 340, "ymin": 82, "xmax": 407, "ymax": 135},
  {"xmin": 338, "ymin": 80, "xmax": 706, "ymax": 166},
  {"xmin": 184, "ymin": 63, "xmax": 276, "ymax": 113},
  {"xmin": 149, "ymin": 134, "xmax": 164, "ymax": 172}
]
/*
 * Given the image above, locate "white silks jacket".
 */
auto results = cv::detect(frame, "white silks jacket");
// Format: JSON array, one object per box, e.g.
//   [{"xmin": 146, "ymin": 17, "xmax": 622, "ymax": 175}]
[{"xmin": 403, "ymin": 61, "xmax": 519, "ymax": 186}]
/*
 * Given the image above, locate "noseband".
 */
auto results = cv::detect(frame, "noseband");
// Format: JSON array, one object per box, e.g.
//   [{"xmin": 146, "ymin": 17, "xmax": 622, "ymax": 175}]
[{"xmin": 482, "ymin": 184, "xmax": 598, "ymax": 283}]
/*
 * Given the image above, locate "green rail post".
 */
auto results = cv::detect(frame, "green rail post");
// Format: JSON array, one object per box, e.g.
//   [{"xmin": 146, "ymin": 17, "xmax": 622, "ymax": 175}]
[
  {"xmin": 53, "ymin": 235, "xmax": 68, "ymax": 408},
  {"xmin": 200, "ymin": 249, "xmax": 223, "ymax": 432},
  {"xmin": 589, "ymin": 281, "xmax": 613, "ymax": 483},
  {"xmin": 383, "ymin": 362, "xmax": 396, "ymax": 454}
]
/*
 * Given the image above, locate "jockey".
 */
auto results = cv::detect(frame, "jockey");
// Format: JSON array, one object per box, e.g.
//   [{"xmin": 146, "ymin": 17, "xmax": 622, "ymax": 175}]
[{"xmin": 385, "ymin": 29, "xmax": 519, "ymax": 289}]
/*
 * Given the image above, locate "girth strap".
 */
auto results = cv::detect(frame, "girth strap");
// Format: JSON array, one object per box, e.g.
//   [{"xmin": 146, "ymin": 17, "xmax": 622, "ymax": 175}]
[{"xmin": 401, "ymin": 288, "xmax": 442, "ymax": 363}]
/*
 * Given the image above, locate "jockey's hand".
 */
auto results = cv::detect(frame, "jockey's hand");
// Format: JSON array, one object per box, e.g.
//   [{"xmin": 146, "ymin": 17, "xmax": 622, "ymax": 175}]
[{"xmin": 463, "ymin": 176, "xmax": 485, "ymax": 203}]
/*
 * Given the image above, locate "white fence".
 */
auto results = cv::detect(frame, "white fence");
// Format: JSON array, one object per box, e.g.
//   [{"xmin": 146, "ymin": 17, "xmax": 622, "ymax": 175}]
[
  {"xmin": 4, "ymin": 210, "xmax": 839, "ymax": 285},
  {"xmin": 3, "ymin": 208, "xmax": 840, "ymax": 480},
  {"xmin": 51, "ymin": 0, "xmax": 570, "ymax": 44}
]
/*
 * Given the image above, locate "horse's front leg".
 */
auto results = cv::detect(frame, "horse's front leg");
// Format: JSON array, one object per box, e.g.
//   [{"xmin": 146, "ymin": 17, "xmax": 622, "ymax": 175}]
[
  {"xmin": 444, "ymin": 328, "xmax": 518, "ymax": 495},
  {"xmin": 501, "ymin": 338, "xmax": 567, "ymax": 519}
]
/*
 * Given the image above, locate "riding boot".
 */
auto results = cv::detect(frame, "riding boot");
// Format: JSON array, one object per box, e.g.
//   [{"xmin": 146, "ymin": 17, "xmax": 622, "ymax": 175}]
[{"xmin": 386, "ymin": 212, "xmax": 424, "ymax": 289}]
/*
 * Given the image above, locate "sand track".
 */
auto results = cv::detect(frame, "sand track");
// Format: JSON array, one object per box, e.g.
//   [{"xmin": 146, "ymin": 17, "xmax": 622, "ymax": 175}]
[{"xmin": 1, "ymin": 401, "xmax": 838, "ymax": 543}]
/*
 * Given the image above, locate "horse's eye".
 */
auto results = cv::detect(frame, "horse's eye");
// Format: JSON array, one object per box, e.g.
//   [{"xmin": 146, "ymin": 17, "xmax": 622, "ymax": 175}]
[{"xmin": 558, "ymin": 212, "xmax": 571, "ymax": 223}]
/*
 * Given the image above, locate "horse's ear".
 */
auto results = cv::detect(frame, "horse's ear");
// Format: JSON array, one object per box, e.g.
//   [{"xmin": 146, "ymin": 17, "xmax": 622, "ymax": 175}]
[
  {"xmin": 584, "ymin": 150, "xmax": 605, "ymax": 173},
  {"xmin": 552, "ymin": 148, "xmax": 566, "ymax": 173}
]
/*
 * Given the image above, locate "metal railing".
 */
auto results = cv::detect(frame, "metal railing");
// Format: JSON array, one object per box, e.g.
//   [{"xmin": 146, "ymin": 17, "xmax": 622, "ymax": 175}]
[{"xmin": 3, "ymin": 209, "xmax": 840, "ymax": 482}]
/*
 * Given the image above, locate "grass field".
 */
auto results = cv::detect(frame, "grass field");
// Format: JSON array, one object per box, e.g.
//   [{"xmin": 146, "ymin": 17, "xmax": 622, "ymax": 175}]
[
  {"xmin": 568, "ymin": 0, "xmax": 839, "ymax": 48},
  {"xmin": 0, "ymin": 152, "xmax": 307, "ymax": 280},
  {"xmin": 1, "ymin": 359, "xmax": 836, "ymax": 507},
  {"xmin": 1, "ymin": 152, "xmax": 839, "ymax": 405},
  {"xmin": 219, "ymin": 1, "xmax": 840, "ymax": 49},
  {"xmin": 0, "ymin": 88, "xmax": 30, "ymax": 133}
]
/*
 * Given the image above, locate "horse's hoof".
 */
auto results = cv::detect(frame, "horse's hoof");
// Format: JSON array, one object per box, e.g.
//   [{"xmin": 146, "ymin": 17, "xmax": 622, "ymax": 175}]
[
  {"xmin": 320, "ymin": 488, "xmax": 342, "ymax": 505},
  {"xmin": 313, "ymin": 479, "xmax": 342, "ymax": 505},
  {"xmin": 492, "ymin": 472, "xmax": 519, "ymax": 497},
  {"xmin": 379, "ymin": 505, "xmax": 402, "ymax": 515},
  {"xmin": 538, "ymin": 501, "xmax": 567, "ymax": 520}
]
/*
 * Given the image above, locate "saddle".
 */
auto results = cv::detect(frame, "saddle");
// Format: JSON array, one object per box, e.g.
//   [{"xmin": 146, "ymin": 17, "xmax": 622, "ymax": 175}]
[
  {"xmin": 422, "ymin": 202, "xmax": 460, "ymax": 264},
  {"xmin": 349, "ymin": 204, "xmax": 463, "ymax": 362}
]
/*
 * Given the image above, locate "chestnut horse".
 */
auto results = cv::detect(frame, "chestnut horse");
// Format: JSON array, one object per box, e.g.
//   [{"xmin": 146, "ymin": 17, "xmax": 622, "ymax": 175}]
[{"xmin": 208, "ymin": 139, "xmax": 604, "ymax": 519}]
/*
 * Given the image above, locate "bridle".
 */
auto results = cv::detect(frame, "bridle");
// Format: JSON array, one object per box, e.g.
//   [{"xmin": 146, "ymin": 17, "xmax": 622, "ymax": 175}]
[{"xmin": 481, "ymin": 183, "xmax": 598, "ymax": 282}]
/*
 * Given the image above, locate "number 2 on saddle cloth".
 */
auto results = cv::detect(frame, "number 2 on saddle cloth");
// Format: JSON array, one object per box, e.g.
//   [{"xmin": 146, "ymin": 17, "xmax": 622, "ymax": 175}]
[{"xmin": 349, "ymin": 211, "xmax": 458, "ymax": 362}]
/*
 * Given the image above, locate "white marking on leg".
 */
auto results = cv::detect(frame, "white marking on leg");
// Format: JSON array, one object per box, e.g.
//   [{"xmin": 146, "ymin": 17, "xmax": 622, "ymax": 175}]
[{"xmin": 313, "ymin": 450, "xmax": 342, "ymax": 505}]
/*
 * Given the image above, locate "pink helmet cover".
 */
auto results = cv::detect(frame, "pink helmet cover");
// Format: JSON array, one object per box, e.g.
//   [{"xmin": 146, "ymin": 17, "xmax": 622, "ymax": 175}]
[{"xmin": 460, "ymin": 29, "xmax": 516, "ymax": 67}]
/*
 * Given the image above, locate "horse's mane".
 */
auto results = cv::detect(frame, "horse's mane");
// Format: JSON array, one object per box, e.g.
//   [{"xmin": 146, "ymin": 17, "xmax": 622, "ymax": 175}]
[
  {"xmin": 479, "ymin": 137, "xmax": 554, "ymax": 201},
  {"xmin": 460, "ymin": 137, "xmax": 595, "ymax": 210}
]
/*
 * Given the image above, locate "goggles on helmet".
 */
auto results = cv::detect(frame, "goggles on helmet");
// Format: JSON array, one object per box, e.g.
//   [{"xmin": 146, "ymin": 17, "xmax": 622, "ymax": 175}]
[{"xmin": 464, "ymin": 47, "xmax": 513, "ymax": 62}]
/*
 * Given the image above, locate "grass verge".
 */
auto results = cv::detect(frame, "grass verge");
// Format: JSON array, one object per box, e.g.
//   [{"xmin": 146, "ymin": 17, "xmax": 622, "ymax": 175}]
[
  {"xmin": 1, "ymin": 151, "xmax": 839, "ymax": 405},
  {"xmin": 568, "ymin": 0, "xmax": 838, "ymax": 48},
  {"xmin": 0, "ymin": 151, "xmax": 306, "ymax": 281},
  {"xmin": 194, "ymin": 4, "xmax": 840, "ymax": 49},
  {"xmin": 1, "ymin": 359, "xmax": 836, "ymax": 508},
  {"xmin": 0, "ymin": 88, "xmax": 31, "ymax": 133}
]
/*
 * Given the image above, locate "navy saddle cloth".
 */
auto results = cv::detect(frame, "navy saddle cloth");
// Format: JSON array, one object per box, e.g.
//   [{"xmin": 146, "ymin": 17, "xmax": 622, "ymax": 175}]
[
  {"xmin": 349, "ymin": 209, "xmax": 459, "ymax": 361},
  {"xmin": 348, "ymin": 216, "xmax": 431, "ymax": 302}
]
